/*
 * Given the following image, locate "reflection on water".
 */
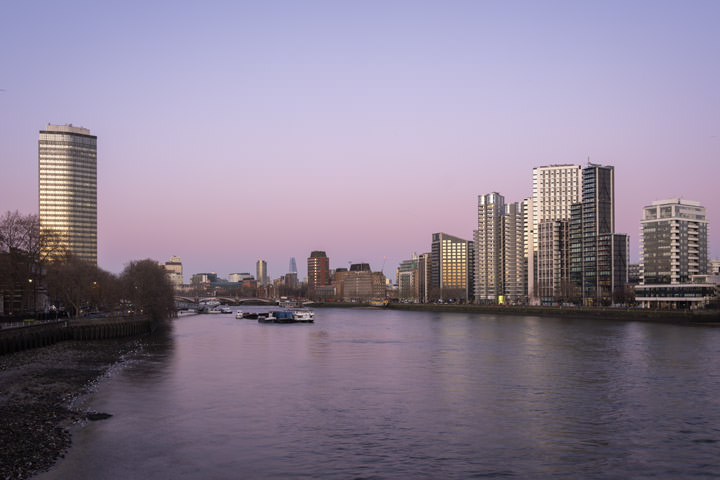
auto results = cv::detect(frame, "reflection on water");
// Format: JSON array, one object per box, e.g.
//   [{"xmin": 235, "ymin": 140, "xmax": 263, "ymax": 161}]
[{"xmin": 38, "ymin": 309, "xmax": 720, "ymax": 479}]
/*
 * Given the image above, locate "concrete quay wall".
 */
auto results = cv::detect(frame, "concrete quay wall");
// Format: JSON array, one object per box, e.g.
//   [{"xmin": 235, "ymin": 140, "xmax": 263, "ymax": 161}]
[{"xmin": 0, "ymin": 316, "xmax": 153, "ymax": 355}]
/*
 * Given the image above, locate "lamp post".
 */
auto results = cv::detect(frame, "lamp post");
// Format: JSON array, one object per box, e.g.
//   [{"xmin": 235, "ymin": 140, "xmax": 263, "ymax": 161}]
[{"xmin": 28, "ymin": 278, "xmax": 36, "ymax": 320}]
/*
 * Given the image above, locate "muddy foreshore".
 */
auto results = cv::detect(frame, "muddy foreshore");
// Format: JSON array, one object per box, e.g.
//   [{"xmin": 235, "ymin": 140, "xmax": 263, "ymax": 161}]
[{"xmin": 0, "ymin": 338, "xmax": 140, "ymax": 479}]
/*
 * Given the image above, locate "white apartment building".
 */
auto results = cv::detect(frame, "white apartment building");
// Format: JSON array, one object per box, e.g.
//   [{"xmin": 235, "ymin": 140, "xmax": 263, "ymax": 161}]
[
  {"xmin": 475, "ymin": 193, "xmax": 504, "ymax": 302},
  {"xmin": 530, "ymin": 164, "xmax": 582, "ymax": 301}
]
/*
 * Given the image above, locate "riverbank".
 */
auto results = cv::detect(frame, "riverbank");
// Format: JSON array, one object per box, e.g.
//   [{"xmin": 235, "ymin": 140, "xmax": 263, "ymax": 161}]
[
  {"xmin": 313, "ymin": 302, "xmax": 720, "ymax": 324},
  {"xmin": 0, "ymin": 338, "xmax": 139, "ymax": 479}
]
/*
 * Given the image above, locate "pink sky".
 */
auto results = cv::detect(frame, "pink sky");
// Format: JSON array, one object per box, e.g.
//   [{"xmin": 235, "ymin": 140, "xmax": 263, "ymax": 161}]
[{"xmin": 1, "ymin": 1, "xmax": 718, "ymax": 281}]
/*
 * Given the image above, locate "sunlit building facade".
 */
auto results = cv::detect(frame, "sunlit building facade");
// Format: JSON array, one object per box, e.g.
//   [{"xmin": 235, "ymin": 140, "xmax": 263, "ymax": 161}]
[
  {"xmin": 431, "ymin": 232, "xmax": 473, "ymax": 302},
  {"xmin": 503, "ymin": 200, "xmax": 527, "ymax": 303},
  {"xmin": 307, "ymin": 250, "xmax": 330, "ymax": 292},
  {"xmin": 164, "ymin": 256, "xmax": 184, "ymax": 286},
  {"xmin": 38, "ymin": 124, "xmax": 97, "ymax": 264},
  {"xmin": 474, "ymin": 193, "xmax": 527, "ymax": 304},
  {"xmin": 256, "ymin": 259, "xmax": 268, "ymax": 286},
  {"xmin": 474, "ymin": 193, "xmax": 504, "ymax": 302},
  {"xmin": 530, "ymin": 164, "xmax": 582, "ymax": 301}
]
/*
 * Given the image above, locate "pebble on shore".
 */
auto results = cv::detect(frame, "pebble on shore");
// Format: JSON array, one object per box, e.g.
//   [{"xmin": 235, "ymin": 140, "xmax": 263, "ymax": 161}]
[{"xmin": 0, "ymin": 339, "xmax": 136, "ymax": 479}]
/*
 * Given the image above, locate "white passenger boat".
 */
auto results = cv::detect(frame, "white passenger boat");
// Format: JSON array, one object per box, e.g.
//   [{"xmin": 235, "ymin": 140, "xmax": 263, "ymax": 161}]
[{"xmin": 292, "ymin": 310, "xmax": 315, "ymax": 322}]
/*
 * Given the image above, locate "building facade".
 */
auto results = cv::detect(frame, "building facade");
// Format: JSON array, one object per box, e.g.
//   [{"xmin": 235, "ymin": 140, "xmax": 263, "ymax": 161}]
[
  {"xmin": 636, "ymin": 199, "xmax": 711, "ymax": 309},
  {"xmin": 431, "ymin": 232, "xmax": 474, "ymax": 302},
  {"xmin": 503, "ymin": 200, "xmax": 527, "ymax": 303},
  {"xmin": 417, "ymin": 252, "xmax": 432, "ymax": 303},
  {"xmin": 307, "ymin": 251, "xmax": 330, "ymax": 292},
  {"xmin": 474, "ymin": 194, "xmax": 527, "ymax": 304},
  {"xmin": 537, "ymin": 220, "xmax": 570, "ymax": 303},
  {"xmin": 474, "ymin": 193, "xmax": 504, "ymax": 302},
  {"xmin": 530, "ymin": 164, "xmax": 582, "ymax": 301},
  {"xmin": 164, "ymin": 256, "xmax": 184, "ymax": 286},
  {"xmin": 640, "ymin": 199, "xmax": 708, "ymax": 285},
  {"xmin": 397, "ymin": 255, "xmax": 419, "ymax": 302},
  {"xmin": 39, "ymin": 124, "xmax": 97, "ymax": 264},
  {"xmin": 256, "ymin": 259, "xmax": 268, "ymax": 286},
  {"xmin": 569, "ymin": 164, "xmax": 628, "ymax": 305}
]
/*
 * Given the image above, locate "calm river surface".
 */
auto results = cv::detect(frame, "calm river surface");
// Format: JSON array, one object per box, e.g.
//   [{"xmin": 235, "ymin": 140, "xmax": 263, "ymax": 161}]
[{"xmin": 39, "ymin": 308, "xmax": 720, "ymax": 479}]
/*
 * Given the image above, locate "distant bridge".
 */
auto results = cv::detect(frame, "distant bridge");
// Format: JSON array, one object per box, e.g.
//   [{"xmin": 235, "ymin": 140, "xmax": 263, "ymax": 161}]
[{"xmin": 174, "ymin": 296, "xmax": 278, "ymax": 305}]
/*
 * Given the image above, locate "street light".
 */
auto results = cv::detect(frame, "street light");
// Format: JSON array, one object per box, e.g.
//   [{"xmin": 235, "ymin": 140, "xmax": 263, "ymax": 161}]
[{"xmin": 28, "ymin": 278, "xmax": 36, "ymax": 320}]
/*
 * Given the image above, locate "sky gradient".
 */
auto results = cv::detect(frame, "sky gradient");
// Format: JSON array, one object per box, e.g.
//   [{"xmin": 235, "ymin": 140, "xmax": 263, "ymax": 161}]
[{"xmin": 1, "ymin": 1, "xmax": 719, "ymax": 282}]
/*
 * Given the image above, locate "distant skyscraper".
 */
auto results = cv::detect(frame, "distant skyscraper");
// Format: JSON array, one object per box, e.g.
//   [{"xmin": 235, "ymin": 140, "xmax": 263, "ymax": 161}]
[
  {"xmin": 640, "ymin": 199, "xmax": 708, "ymax": 284},
  {"xmin": 431, "ymin": 232, "xmax": 474, "ymax": 302},
  {"xmin": 396, "ymin": 254, "xmax": 419, "ymax": 302},
  {"xmin": 289, "ymin": 257, "xmax": 297, "ymax": 274},
  {"xmin": 256, "ymin": 259, "xmax": 268, "ymax": 286},
  {"xmin": 417, "ymin": 252, "xmax": 432, "ymax": 304},
  {"xmin": 164, "ymin": 256, "xmax": 183, "ymax": 286},
  {"xmin": 39, "ymin": 124, "xmax": 97, "ymax": 264},
  {"xmin": 307, "ymin": 251, "xmax": 330, "ymax": 291}
]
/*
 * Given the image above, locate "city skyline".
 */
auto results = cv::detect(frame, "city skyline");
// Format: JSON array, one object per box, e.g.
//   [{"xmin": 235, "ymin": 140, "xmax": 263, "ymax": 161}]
[{"xmin": 1, "ymin": 2, "xmax": 719, "ymax": 281}]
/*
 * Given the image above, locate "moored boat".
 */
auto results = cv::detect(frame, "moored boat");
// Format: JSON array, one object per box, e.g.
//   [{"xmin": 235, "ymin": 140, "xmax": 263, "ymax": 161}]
[
  {"xmin": 258, "ymin": 311, "xmax": 296, "ymax": 323},
  {"xmin": 369, "ymin": 300, "xmax": 389, "ymax": 307},
  {"xmin": 257, "ymin": 310, "xmax": 315, "ymax": 323},
  {"xmin": 291, "ymin": 310, "xmax": 315, "ymax": 322}
]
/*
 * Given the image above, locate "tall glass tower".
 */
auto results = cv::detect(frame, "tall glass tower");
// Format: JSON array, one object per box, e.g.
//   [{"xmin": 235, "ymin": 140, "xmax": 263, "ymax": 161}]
[
  {"xmin": 39, "ymin": 124, "xmax": 97, "ymax": 264},
  {"xmin": 256, "ymin": 259, "xmax": 268, "ymax": 286},
  {"xmin": 569, "ymin": 164, "xmax": 628, "ymax": 305}
]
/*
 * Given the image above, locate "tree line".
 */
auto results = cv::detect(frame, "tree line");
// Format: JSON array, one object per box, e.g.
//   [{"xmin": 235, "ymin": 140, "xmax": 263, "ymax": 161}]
[{"xmin": 0, "ymin": 211, "xmax": 175, "ymax": 323}]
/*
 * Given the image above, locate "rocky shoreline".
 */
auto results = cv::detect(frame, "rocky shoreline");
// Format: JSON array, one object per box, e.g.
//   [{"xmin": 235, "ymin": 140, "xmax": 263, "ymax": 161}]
[{"xmin": 0, "ymin": 339, "xmax": 139, "ymax": 479}]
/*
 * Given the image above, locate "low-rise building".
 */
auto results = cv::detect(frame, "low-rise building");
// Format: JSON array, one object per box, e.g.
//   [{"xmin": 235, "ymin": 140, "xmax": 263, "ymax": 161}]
[{"xmin": 635, "ymin": 274, "xmax": 719, "ymax": 309}]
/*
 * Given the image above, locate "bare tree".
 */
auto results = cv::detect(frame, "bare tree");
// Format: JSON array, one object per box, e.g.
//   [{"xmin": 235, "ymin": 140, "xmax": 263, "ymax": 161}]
[
  {"xmin": 45, "ymin": 254, "xmax": 98, "ymax": 318},
  {"xmin": 1, "ymin": 211, "xmax": 64, "ymax": 315},
  {"xmin": 121, "ymin": 259, "xmax": 175, "ymax": 324}
]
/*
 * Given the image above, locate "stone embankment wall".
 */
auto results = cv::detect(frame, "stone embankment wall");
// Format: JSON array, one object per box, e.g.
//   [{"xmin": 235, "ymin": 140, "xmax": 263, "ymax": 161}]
[{"xmin": 0, "ymin": 316, "xmax": 153, "ymax": 355}]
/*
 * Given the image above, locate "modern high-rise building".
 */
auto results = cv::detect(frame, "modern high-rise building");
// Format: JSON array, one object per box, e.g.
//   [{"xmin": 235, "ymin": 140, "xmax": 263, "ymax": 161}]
[
  {"xmin": 256, "ymin": 259, "xmax": 268, "ymax": 286},
  {"xmin": 39, "ymin": 124, "xmax": 97, "ymax": 264},
  {"xmin": 307, "ymin": 251, "xmax": 330, "ymax": 291},
  {"xmin": 289, "ymin": 257, "xmax": 297, "ymax": 274},
  {"xmin": 474, "ymin": 194, "xmax": 528, "ymax": 304},
  {"xmin": 397, "ymin": 254, "xmax": 419, "ymax": 302},
  {"xmin": 530, "ymin": 164, "xmax": 582, "ymax": 301},
  {"xmin": 537, "ymin": 220, "xmax": 570, "ymax": 302},
  {"xmin": 569, "ymin": 164, "xmax": 628, "ymax": 305},
  {"xmin": 640, "ymin": 199, "xmax": 708, "ymax": 284},
  {"xmin": 474, "ymin": 193, "xmax": 505, "ymax": 302},
  {"xmin": 417, "ymin": 252, "xmax": 432, "ymax": 303},
  {"xmin": 503, "ymin": 200, "xmax": 528, "ymax": 302},
  {"xmin": 431, "ymin": 232, "xmax": 474, "ymax": 302}
]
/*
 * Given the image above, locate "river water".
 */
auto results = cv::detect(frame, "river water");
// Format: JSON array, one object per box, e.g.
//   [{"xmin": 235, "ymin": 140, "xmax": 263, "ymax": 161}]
[{"xmin": 38, "ymin": 308, "xmax": 720, "ymax": 479}]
